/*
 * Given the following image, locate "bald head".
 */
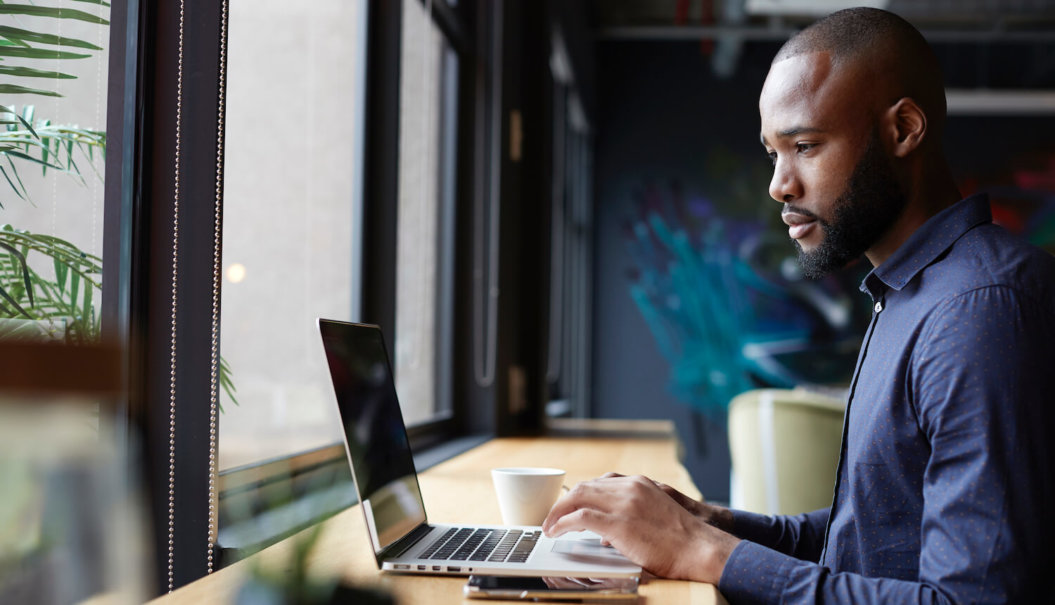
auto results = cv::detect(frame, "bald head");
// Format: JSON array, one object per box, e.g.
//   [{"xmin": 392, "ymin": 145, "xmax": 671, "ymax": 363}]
[{"xmin": 775, "ymin": 8, "xmax": 946, "ymax": 139}]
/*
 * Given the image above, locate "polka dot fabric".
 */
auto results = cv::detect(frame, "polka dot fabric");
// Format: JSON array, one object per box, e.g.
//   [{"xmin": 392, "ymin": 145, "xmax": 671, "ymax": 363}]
[{"xmin": 718, "ymin": 195, "xmax": 1055, "ymax": 603}]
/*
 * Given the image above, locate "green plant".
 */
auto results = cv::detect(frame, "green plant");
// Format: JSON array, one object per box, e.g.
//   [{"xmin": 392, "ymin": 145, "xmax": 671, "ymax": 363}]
[
  {"xmin": 0, "ymin": 1, "xmax": 110, "ymax": 98},
  {"xmin": 1, "ymin": 104, "xmax": 107, "ymax": 206},
  {"xmin": 0, "ymin": 2, "xmax": 240, "ymax": 409},
  {"xmin": 0, "ymin": 224, "xmax": 102, "ymax": 343},
  {"xmin": 0, "ymin": 0, "xmax": 111, "ymax": 334}
]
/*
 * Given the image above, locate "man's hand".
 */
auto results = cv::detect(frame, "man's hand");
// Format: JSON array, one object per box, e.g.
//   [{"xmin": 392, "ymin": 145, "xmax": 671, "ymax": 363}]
[
  {"xmin": 541, "ymin": 474, "xmax": 740, "ymax": 584},
  {"xmin": 599, "ymin": 472, "xmax": 735, "ymax": 532}
]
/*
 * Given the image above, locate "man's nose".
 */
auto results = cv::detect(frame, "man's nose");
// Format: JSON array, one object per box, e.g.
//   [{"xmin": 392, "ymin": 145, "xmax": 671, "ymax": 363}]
[{"xmin": 769, "ymin": 159, "xmax": 801, "ymax": 203}]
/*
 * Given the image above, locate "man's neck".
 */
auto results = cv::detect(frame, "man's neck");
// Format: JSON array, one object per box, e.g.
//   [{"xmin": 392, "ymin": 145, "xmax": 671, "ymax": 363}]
[{"xmin": 864, "ymin": 160, "xmax": 961, "ymax": 268}]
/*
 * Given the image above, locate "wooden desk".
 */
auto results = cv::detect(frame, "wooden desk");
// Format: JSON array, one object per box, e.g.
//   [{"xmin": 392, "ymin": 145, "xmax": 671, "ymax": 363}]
[{"xmin": 150, "ymin": 437, "xmax": 727, "ymax": 604}]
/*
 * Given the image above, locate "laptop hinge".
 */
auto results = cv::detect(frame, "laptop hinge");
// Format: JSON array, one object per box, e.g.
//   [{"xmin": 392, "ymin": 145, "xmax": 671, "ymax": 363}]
[{"xmin": 380, "ymin": 523, "xmax": 433, "ymax": 560}]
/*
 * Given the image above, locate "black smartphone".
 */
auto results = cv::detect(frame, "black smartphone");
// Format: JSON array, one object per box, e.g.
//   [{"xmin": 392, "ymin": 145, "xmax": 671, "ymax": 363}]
[{"xmin": 463, "ymin": 575, "xmax": 639, "ymax": 601}]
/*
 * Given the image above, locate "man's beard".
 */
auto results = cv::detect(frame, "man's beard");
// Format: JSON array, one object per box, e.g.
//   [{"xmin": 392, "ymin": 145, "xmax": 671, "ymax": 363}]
[{"xmin": 793, "ymin": 134, "xmax": 908, "ymax": 279}]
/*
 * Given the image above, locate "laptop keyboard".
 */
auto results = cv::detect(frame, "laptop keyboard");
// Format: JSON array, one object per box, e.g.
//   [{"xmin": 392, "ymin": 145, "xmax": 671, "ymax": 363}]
[{"xmin": 419, "ymin": 528, "xmax": 540, "ymax": 564}]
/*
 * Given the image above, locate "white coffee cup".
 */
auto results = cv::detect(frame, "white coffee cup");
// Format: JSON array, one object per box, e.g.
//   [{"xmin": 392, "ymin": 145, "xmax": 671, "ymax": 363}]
[{"xmin": 491, "ymin": 467, "xmax": 567, "ymax": 526}]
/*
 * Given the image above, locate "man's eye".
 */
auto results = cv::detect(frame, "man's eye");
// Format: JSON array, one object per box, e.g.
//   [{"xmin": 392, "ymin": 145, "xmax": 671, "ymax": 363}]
[
  {"xmin": 767, "ymin": 151, "xmax": 777, "ymax": 166},
  {"xmin": 796, "ymin": 143, "xmax": 815, "ymax": 153}
]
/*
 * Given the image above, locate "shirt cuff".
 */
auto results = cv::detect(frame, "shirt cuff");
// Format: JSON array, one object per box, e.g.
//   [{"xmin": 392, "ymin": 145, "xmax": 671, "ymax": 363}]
[
  {"xmin": 730, "ymin": 508, "xmax": 780, "ymax": 540},
  {"xmin": 718, "ymin": 540, "xmax": 798, "ymax": 604}
]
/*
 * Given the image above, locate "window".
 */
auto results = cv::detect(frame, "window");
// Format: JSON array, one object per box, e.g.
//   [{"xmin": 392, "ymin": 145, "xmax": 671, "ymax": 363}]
[
  {"xmin": 114, "ymin": 0, "xmax": 483, "ymax": 587},
  {"xmin": 0, "ymin": 3, "xmax": 150, "ymax": 601},
  {"xmin": 0, "ymin": 1, "xmax": 110, "ymax": 345},
  {"xmin": 395, "ymin": 0, "xmax": 460, "ymax": 426},
  {"xmin": 218, "ymin": 0, "xmax": 368, "ymax": 470},
  {"xmin": 546, "ymin": 38, "xmax": 594, "ymax": 419}
]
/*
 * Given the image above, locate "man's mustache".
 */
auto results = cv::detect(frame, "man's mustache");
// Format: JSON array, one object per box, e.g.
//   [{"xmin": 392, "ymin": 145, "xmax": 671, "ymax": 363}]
[{"xmin": 781, "ymin": 204, "xmax": 820, "ymax": 221}]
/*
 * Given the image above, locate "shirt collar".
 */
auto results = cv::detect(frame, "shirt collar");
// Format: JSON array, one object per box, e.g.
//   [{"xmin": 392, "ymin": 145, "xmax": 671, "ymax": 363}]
[{"xmin": 860, "ymin": 193, "xmax": 992, "ymax": 297}]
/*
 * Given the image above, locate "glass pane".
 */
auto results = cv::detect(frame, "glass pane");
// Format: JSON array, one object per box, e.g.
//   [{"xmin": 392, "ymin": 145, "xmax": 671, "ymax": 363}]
[
  {"xmin": 396, "ymin": 0, "xmax": 458, "ymax": 426},
  {"xmin": 0, "ymin": 2, "xmax": 110, "ymax": 344},
  {"xmin": 0, "ymin": 4, "xmax": 137, "ymax": 601},
  {"xmin": 219, "ymin": 0, "xmax": 366, "ymax": 470}
]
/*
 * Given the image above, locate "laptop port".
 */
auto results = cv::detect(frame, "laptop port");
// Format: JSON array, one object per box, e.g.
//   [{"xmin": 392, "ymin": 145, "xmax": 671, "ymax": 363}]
[
  {"xmin": 417, "ymin": 565, "xmax": 426, "ymax": 570},
  {"xmin": 394, "ymin": 564, "xmax": 410, "ymax": 570},
  {"xmin": 432, "ymin": 566, "xmax": 441, "ymax": 571},
  {"xmin": 447, "ymin": 566, "xmax": 461, "ymax": 572}
]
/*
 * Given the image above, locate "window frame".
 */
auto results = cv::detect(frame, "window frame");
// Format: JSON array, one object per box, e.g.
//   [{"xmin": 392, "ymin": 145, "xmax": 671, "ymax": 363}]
[
  {"xmin": 365, "ymin": 0, "xmax": 479, "ymax": 447},
  {"xmin": 109, "ymin": 0, "xmax": 505, "ymax": 589},
  {"xmin": 210, "ymin": 0, "xmax": 489, "ymax": 565},
  {"xmin": 106, "ymin": 0, "xmax": 230, "ymax": 592}
]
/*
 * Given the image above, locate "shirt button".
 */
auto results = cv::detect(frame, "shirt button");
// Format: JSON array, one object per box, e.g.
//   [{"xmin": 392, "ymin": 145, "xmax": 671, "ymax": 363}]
[{"xmin": 874, "ymin": 301, "xmax": 884, "ymax": 313}]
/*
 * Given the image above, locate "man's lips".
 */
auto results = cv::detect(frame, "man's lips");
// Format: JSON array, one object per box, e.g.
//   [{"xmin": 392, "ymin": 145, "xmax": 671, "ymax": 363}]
[{"xmin": 782, "ymin": 209, "xmax": 818, "ymax": 240}]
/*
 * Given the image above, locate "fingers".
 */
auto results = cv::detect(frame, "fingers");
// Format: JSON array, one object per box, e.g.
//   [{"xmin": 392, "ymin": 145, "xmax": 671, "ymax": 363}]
[
  {"xmin": 543, "ymin": 476, "xmax": 637, "ymax": 535},
  {"xmin": 545, "ymin": 477, "xmax": 616, "ymax": 528},
  {"xmin": 543, "ymin": 475, "xmax": 661, "ymax": 537},
  {"xmin": 544, "ymin": 506, "xmax": 608, "ymax": 538}
]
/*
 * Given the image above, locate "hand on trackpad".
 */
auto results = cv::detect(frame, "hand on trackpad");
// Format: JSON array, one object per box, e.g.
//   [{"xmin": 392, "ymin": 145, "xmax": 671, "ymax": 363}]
[{"xmin": 552, "ymin": 537, "xmax": 624, "ymax": 560}]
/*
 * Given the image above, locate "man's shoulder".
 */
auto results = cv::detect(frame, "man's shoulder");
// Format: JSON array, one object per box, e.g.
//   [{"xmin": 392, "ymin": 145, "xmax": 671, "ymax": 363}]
[{"xmin": 926, "ymin": 222, "xmax": 1055, "ymax": 303}]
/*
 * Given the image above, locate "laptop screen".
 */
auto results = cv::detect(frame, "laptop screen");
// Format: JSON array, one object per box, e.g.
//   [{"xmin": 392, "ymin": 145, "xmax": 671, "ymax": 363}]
[{"xmin": 318, "ymin": 320, "xmax": 427, "ymax": 555}]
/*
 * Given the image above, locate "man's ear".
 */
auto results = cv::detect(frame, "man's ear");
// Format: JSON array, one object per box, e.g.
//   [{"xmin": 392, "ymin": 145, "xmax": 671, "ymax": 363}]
[{"xmin": 885, "ymin": 97, "xmax": 927, "ymax": 158}]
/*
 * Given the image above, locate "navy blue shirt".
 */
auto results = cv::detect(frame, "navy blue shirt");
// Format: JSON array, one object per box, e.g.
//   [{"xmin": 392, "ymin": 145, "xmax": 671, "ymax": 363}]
[{"xmin": 718, "ymin": 195, "xmax": 1055, "ymax": 603}]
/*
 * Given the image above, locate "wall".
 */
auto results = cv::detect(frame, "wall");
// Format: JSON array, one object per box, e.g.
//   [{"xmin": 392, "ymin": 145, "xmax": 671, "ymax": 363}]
[
  {"xmin": 592, "ymin": 41, "xmax": 783, "ymax": 501},
  {"xmin": 591, "ymin": 37, "xmax": 1055, "ymax": 502}
]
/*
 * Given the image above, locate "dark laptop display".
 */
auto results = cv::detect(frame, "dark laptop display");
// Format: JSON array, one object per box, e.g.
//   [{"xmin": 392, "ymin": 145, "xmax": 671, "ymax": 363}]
[
  {"xmin": 319, "ymin": 320, "xmax": 427, "ymax": 554},
  {"xmin": 318, "ymin": 318, "xmax": 640, "ymax": 578}
]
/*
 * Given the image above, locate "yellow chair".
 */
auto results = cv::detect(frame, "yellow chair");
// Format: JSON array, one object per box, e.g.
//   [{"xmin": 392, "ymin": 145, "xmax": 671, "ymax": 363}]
[{"xmin": 728, "ymin": 388, "xmax": 845, "ymax": 515}]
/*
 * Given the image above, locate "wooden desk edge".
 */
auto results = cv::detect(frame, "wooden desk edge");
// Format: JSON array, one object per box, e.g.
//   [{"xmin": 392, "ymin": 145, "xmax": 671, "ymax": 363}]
[{"xmin": 148, "ymin": 435, "xmax": 727, "ymax": 605}]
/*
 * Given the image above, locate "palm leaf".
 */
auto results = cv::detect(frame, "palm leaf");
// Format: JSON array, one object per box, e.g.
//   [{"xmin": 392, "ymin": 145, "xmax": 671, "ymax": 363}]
[
  {"xmin": 4, "ymin": 150, "xmax": 64, "ymax": 171},
  {"xmin": 219, "ymin": 356, "xmax": 240, "ymax": 412},
  {"xmin": 0, "ymin": 84, "xmax": 62, "ymax": 98},
  {"xmin": 15, "ymin": 111, "xmax": 38, "ymax": 139},
  {"xmin": 70, "ymin": 267, "xmax": 81, "ymax": 308},
  {"xmin": 1, "ymin": 136, "xmax": 50, "ymax": 151},
  {"xmin": 0, "ymin": 5, "xmax": 109, "ymax": 344},
  {"xmin": 81, "ymin": 280, "xmax": 92, "ymax": 329},
  {"xmin": 0, "ymin": 242, "xmax": 33, "ymax": 316},
  {"xmin": 0, "ymin": 5, "xmax": 110, "ymax": 26},
  {"xmin": 0, "ymin": 34, "xmax": 31, "ymax": 48},
  {"xmin": 4, "ymin": 156, "xmax": 29, "ymax": 202},
  {"xmin": 0, "ymin": 26, "xmax": 103, "ymax": 50},
  {"xmin": 54, "ymin": 255, "xmax": 68, "ymax": 294},
  {"xmin": 0, "ymin": 281, "xmax": 32, "ymax": 318},
  {"xmin": 0, "ymin": 241, "xmax": 34, "ymax": 306},
  {"xmin": 0, "ymin": 229, "xmax": 103, "ymax": 342},
  {"xmin": 0, "ymin": 113, "xmax": 105, "ymax": 187},
  {"xmin": 0, "ymin": 47, "xmax": 92, "ymax": 60},
  {"xmin": 65, "ymin": 139, "xmax": 75, "ymax": 171},
  {"xmin": 0, "ymin": 66, "xmax": 77, "ymax": 80},
  {"xmin": 0, "ymin": 164, "xmax": 25, "ymax": 203}
]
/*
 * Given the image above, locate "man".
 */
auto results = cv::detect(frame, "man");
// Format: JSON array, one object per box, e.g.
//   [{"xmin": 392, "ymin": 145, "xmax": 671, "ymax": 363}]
[{"xmin": 543, "ymin": 7, "xmax": 1055, "ymax": 603}]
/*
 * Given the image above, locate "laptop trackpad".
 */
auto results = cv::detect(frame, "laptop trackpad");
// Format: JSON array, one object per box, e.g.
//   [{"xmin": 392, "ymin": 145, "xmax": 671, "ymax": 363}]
[{"xmin": 552, "ymin": 538, "xmax": 627, "ymax": 562}]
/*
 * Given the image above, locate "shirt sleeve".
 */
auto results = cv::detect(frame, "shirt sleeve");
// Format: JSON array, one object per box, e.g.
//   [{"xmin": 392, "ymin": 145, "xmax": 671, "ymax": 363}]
[
  {"xmin": 718, "ymin": 286, "xmax": 1055, "ymax": 603},
  {"xmin": 718, "ymin": 541, "xmax": 955, "ymax": 604},
  {"xmin": 729, "ymin": 508, "xmax": 829, "ymax": 561},
  {"xmin": 910, "ymin": 286, "xmax": 1055, "ymax": 601}
]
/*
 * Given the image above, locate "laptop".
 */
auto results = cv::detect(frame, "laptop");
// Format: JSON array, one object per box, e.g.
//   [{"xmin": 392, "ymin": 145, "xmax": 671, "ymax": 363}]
[{"xmin": 317, "ymin": 318, "xmax": 641, "ymax": 578}]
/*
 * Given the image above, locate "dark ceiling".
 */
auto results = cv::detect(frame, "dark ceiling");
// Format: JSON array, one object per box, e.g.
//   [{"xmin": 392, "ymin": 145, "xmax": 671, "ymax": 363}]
[{"xmin": 589, "ymin": 0, "xmax": 1055, "ymax": 89}]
